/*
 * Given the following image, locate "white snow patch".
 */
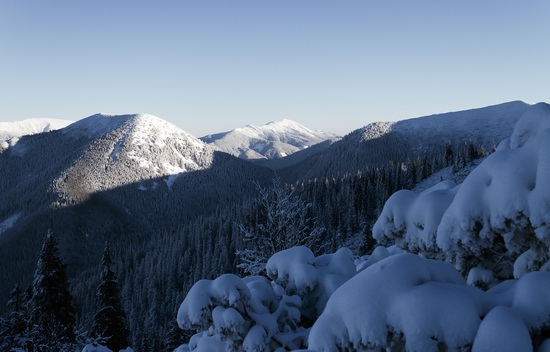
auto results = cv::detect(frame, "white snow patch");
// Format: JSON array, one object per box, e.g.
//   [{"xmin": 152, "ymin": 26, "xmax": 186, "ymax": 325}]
[
  {"xmin": 357, "ymin": 121, "xmax": 393, "ymax": 142},
  {"xmin": 162, "ymin": 163, "xmax": 186, "ymax": 189},
  {"xmin": 0, "ymin": 212, "xmax": 22, "ymax": 235},
  {"xmin": 266, "ymin": 246, "xmax": 356, "ymax": 317},
  {"xmin": 110, "ymin": 131, "xmax": 129, "ymax": 162},
  {"xmin": 251, "ymin": 141, "xmax": 266, "ymax": 153}
]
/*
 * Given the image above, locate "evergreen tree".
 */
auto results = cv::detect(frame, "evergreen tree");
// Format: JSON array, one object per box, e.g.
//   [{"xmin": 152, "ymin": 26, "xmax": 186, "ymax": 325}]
[
  {"xmin": 29, "ymin": 231, "xmax": 76, "ymax": 350},
  {"xmin": 91, "ymin": 242, "xmax": 130, "ymax": 352},
  {"xmin": 444, "ymin": 143, "xmax": 454, "ymax": 166},
  {"xmin": 0, "ymin": 285, "xmax": 29, "ymax": 351},
  {"xmin": 163, "ymin": 318, "xmax": 190, "ymax": 352}
]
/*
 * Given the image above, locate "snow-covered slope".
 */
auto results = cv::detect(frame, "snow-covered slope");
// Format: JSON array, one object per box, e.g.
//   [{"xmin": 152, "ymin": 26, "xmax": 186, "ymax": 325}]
[
  {"xmin": 54, "ymin": 113, "xmax": 215, "ymax": 202},
  {"xmin": 280, "ymin": 101, "xmax": 530, "ymax": 181},
  {"xmin": 373, "ymin": 102, "xmax": 550, "ymax": 280},
  {"xmin": 201, "ymin": 119, "xmax": 338, "ymax": 160},
  {"xmin": 0, "ymin": 118, "xmax": 73, "ymax": 149},
  {"xmin": 0, "ymin": 112, "xmax": 274, "ymax": 237}
]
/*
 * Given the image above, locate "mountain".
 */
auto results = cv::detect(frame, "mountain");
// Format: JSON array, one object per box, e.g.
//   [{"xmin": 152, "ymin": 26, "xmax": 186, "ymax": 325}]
[
  {"xmin": 279, "ymin": 101, "xmax": 531, "ymax": 182},
  {"xmin": 201, "ymin": 119, "xmax": 339, "ymax": 161},
  {"xmin": 0, "ymin": 113, "xmax": 274, "ymax": 322},
  {"xmin": 0, "ymin": 118, "xmax": 73, "ymax": 150},
  {"xmin": 0, "ymin": 113, "xmax": 215, "ymax": 213},
  {"xmin": 0, "ymin": 111, "xmax": 275, "ymax": 239},
  {"xmin": 55, "ymin": 113, "xmax": 219, "ymax": 203}
]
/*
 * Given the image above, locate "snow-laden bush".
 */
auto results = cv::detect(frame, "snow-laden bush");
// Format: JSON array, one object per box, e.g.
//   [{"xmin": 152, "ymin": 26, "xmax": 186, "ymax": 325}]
[
  {"xmin": 177, "ymin": 246, "xmax": 550, "ymax": 351},
  {"xmin": 373, "ymin": 103, "xmax": 550, "ymax": 281},
  {"xmin": 177, "ymin": 246, "xmax": 355, "ymax": 351},
  {"xmin": 309, "ymin": 253, "xmax": 485, "ymax": 351},
  {"xmin": 373, "ymin": 180, "xmax": 458, "ymax": 255},
  {"xmin": 309, "ymin": 253, "xmax": 550, "ymax": 351}
]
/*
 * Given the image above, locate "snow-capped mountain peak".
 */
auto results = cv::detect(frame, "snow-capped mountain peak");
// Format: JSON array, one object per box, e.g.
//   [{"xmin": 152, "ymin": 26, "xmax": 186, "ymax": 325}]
[
  {"xmin": 63, "ymin": 113, "xmax": 205, "ymax": 150},
  {"xmin": 47, "ymin": 113, "xmax": 216, "ymax": 203},
  {"xmin": 201, "ymin": 119, "xmax": 339, "ymax": 160}
]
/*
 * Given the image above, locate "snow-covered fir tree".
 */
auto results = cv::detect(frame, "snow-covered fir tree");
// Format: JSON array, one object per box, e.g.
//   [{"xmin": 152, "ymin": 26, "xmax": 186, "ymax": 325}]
[
  {"xmin": 0, "ymin": 285, "xmax": 30, "ymax": 351},
  {"xmin": 163, "ymin": 318, "xmax": 189, "ymax": 352},
  {"xmin": 28, "ymin": 231, "xmax": 77, "ymax": 351},
  {"xmin": 237, "ymin": 178, "xmax": 324, "ymax": 275},
  {"xmin": 90, "ymin": 242, "xmax": 130, "ymax": 352}
]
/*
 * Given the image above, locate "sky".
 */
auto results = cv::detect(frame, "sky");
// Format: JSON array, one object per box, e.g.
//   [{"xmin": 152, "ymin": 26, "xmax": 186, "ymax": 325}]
[{"xmin": 1, "ymin": 1, "xmax": 549, "ymax": 137}]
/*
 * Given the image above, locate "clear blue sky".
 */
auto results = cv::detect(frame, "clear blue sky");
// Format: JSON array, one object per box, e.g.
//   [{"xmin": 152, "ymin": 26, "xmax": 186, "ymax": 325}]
[{"xmin": 1, "ymin": 1, "xmax": 549, "ymax": 136}]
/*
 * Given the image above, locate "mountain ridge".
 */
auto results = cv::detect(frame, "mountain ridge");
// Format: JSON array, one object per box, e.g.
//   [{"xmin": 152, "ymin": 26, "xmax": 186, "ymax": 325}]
[{"xmin": 277, "ymin": 100, "xmax": 531, "ymax": 182}]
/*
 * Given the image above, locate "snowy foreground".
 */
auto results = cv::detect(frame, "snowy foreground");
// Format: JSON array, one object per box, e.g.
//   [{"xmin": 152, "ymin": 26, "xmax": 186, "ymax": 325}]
[
  {"xmin": 87, "ymin": 103, "xmax": 550, "ymax": 351},
  {"xmin": 174, "ymin": 246, "xmax": 550, "ymax": 351}
]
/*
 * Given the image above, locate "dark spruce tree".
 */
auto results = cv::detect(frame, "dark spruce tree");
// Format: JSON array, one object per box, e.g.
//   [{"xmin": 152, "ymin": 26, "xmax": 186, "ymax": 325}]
[
  {"xmin": 0, "ymin": 285, "xmax": 29, "ymax": 351},
  {"xmin": 29, "ymin": 231, "xmax": 76, "ymax": 350},
  {"xmin": 91, "ymin": 242, "xmax": 130, "ymax": 351},
  {"xmin": 162, "ymin": 318, "xmax": 190, "ymax": 352}
]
